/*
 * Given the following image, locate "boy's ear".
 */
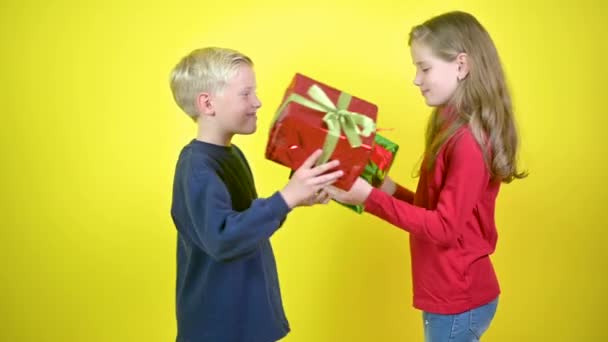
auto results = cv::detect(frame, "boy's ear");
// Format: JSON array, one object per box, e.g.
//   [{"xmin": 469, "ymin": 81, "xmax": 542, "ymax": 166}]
[
  {"xmin": 196, "ymin": 92, "xmax": 215, "ymax": 116},
  {"xmin": 456, "ymin": 52, "xmax": 470, "ymax": 81}
]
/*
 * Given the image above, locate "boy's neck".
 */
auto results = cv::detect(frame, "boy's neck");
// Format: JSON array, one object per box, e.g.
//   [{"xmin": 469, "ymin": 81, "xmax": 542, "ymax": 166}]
[{"xmin": 196, "ymin": 121, "xmax": 233, "ymax": 146}]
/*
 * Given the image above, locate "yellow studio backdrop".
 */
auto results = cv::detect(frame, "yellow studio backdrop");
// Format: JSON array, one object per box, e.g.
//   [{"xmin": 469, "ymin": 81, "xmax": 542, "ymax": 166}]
[{"xmin": 1, "ymin": 0, "xmax": 606, "ymax": 340}]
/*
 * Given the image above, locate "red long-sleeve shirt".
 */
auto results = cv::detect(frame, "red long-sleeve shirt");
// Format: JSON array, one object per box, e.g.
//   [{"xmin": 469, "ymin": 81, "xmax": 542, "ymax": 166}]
[{"xmin": 364, "ymin": 127, "xmax": 501, "ymax": 314}]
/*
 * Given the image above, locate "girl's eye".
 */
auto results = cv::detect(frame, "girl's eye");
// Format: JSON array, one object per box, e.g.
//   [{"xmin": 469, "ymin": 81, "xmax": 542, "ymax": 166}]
[{"xmin": 422, "ymin": 68, "xmax": 430, "ymax": 73}]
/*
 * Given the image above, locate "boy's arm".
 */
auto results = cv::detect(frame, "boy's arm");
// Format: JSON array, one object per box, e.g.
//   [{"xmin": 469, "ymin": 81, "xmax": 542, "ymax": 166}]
[
  {"xmin": 173, "ymin": 148, "xmax": 341, "ymax": 262},
  {"xmin": 181, "ymin": 170, "xmax": 290, "ymax": 262}
]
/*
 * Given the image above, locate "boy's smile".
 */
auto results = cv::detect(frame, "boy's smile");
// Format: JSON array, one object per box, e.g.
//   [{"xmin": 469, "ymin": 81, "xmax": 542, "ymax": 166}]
[{"xmin": 210, "ymin": 64, "xmax": 262, "ymax": 138}]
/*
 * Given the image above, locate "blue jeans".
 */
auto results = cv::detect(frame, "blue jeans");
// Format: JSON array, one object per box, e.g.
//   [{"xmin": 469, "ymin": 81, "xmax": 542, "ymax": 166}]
[{"xmin": 422, "ymin": 298, "xmax": 498, "ymax": 342}]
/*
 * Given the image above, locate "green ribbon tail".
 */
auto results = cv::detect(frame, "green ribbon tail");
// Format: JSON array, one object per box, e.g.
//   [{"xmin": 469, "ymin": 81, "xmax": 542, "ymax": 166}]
[{"xmin": 317, "ymin": 119, "xmax": 340, "ymax": 165}]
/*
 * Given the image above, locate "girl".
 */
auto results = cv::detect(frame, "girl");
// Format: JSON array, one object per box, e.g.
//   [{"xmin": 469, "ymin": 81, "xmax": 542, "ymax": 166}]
[{"xmin": 328, "ymin": 11, "xmax": 526, "ymax": 342}]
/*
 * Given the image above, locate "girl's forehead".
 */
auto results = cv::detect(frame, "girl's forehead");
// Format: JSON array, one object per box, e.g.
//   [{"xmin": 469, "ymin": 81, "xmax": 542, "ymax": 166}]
[
  {"xmin": 411, "ymin": 42, "xmax": 435, "ymax": 63},
  {"xmin": 411, "ymin": 41, "xmax": 432, "ymax": 55}
]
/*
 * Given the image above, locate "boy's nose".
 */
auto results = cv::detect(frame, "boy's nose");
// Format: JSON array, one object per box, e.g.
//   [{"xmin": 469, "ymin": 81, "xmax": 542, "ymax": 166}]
[{"xmin": 252, "ymin": 95, "xmax": 262, "ymax": 109}]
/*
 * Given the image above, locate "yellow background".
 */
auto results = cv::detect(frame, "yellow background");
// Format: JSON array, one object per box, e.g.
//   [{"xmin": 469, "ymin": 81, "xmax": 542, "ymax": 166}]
[{"xmin": 1, "ymin": 0, "xmax": 607, "ymax": 341}]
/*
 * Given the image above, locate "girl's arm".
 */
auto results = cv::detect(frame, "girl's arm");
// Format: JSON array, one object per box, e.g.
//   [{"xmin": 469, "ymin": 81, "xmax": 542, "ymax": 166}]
[
  {"xmin": 364, "ymin": 132, "xmax": 489, "ymax": 247},
  {"xmin": 380, "ymin": 176, "xmax": 415, "ymax": 204}
]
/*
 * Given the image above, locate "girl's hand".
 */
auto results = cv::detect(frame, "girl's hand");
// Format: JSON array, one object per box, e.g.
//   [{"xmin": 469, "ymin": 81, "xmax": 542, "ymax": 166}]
[
  {"xmin": 325, "ymin": 177, "xmax": 373, "ymax": 205},
  {"xmin": 379, "ymin": 175, "xmax": 397, "ymax": 195}
]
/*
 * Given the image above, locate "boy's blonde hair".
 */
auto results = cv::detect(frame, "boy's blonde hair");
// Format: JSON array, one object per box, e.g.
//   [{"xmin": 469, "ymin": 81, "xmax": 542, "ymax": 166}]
[
  {"xmin": 170, "ymin": 47, "xmax": 253, "ymax": 120},
  {"xmin": 409, "ymin": 11, "xmax": 526, "ymax": 183}
]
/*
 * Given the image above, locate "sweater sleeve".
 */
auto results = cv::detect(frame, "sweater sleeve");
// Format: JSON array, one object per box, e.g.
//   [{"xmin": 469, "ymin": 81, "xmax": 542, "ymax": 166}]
[
  {"xmin": 363, "ymin": 132, "xmax": 488, "ymax": 247},
  {"xmin": 181, "ymin": 169, "xmax": 291, "ymax": 261}
]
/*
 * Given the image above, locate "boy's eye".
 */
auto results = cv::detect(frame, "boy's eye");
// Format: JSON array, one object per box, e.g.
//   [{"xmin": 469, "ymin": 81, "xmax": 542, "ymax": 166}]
[{"xmin": 422, "ymin": 68, "xmax": 430, "ymax": 73}]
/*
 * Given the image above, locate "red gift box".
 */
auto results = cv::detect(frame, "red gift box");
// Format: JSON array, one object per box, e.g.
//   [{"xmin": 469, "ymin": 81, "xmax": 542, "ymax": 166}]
[{"xmin": 265, "ymin": 73, "xmax": 378, "ymax": 190}]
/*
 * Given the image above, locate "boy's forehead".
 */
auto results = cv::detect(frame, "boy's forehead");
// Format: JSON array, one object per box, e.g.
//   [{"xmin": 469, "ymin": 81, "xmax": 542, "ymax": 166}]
[{"xmin": 227, "ymin": 64, "xmax": 256, "ymax": 86}]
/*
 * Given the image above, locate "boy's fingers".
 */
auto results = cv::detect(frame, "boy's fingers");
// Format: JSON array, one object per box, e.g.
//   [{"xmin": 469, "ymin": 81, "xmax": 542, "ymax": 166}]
[
  {"xmin": 319, "ymin": 179, "xmax": 339, "ymax": 188},
  {"xmin": 310, "ymin": 170, "xmax": 343, "ymax": 185},
  {"xmin": 324, "ymin": 185, "xmax": 343, "ymax": 198},
  {"xmin": 300, "ymin": 149, "xmax": 323, "ymax": 169},
  {"xmin": 314, "ymin": 190, "xmax": 328, "ymax": 202},
  {"xmin": 310, "ymin": 160, "xmax": 340, "ymax": 176},
  {"xmin": 320, "ymin": 191, "xmax": 331, "ymax": 204}
]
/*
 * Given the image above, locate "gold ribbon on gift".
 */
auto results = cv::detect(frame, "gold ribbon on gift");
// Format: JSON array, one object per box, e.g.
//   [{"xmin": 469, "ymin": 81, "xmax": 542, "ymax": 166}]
[{"xmin": 274, "ymin": 84, "xmax": 376, "ymax": 165}]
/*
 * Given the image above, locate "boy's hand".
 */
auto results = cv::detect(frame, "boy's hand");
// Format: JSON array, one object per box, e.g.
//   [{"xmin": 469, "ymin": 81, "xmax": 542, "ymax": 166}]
[
  {"xmin": 325, "ymin": 177, "xmax": 373, "ymax": 205},
  {"xmin": 280, "ymin": 150, "xmax": 343, "ymax": 208},
  {"xmin": 300, "ymin": 189, "xmax": 332, "ymax": 207}
]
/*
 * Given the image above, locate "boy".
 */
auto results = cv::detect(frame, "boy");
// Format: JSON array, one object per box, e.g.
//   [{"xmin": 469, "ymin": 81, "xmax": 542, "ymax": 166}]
[{"xmin": 169, "ymin": 47, "xmax": 342, "ymax": 342}]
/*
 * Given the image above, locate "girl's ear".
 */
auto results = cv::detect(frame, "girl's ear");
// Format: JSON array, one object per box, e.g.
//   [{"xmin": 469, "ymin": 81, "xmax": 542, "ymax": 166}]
[
  {"xmin": 196, "ymin": 92, "xmax": 215, "ymax": 117},
  {"xmin": 456, "ymin": 53, "xmax": 470, "ymax": 81}
]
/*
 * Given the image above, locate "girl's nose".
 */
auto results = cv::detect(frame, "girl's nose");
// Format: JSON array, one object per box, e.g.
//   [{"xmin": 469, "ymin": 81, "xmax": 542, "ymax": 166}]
[{"xmin": 413, "ymin": 73, "xmax": 422, "ymax": 87}]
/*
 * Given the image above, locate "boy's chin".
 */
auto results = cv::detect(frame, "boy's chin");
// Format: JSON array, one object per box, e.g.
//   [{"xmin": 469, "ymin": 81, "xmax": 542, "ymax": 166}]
[{"xmin": 238, "ymin": 125, "xmax": 257, "ymax": 135}]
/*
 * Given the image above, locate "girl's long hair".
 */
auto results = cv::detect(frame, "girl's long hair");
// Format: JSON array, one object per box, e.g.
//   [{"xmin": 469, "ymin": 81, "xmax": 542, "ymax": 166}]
[{"xmin": 409, "ymin": 11, "xmax": 527, "ymax": 183}]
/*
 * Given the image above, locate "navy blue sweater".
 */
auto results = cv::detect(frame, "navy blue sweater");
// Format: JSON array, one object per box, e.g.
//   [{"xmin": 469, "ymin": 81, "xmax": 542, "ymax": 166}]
[{"xmin": 171, "ymin": 139, "xmax": 291, "ymax": 342}]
